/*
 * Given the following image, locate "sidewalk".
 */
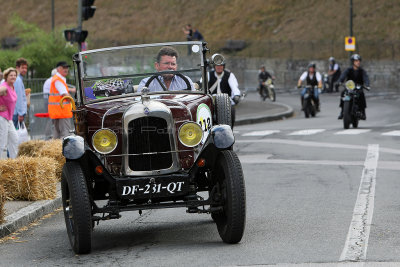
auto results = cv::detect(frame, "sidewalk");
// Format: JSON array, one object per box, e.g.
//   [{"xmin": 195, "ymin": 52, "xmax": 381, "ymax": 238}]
[{"xmin": 0, "ymin": 92, "xmax": 293, "ymax": 238}]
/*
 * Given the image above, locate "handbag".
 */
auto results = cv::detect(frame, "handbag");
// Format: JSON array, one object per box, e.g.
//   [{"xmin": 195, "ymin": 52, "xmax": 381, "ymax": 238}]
[{"xmin": 17, "ymin": 121, "xmax": 31, "ymax": 145}]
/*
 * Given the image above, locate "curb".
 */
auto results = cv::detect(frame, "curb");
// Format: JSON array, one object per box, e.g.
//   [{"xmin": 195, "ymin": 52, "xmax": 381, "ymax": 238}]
[
  {"xmin": 0, "ymin": 192, "xmax": 61, "ymax": 238},
  {"xmin": 235, "ymin": 102, "xmax": 294, "ymax": 126}
]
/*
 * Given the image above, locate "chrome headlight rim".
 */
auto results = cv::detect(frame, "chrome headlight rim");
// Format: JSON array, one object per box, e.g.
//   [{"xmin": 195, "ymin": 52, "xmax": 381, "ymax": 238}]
[
  {"xmin": 178, "ymin": 122, "xmax": 203, "ymax": 148},
  {"xmin": 92, "ymin": 128, "xmax": 118, "ymax": 154}
]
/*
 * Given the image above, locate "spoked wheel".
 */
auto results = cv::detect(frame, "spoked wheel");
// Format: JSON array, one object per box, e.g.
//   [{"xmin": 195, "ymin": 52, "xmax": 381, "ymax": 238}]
[
  {"xmin": 104, "ymin": 90, "xmax": 110, "ymax": 97},
  {"xmin": 268, "ymin": 88, "xmax": 276, "ymax": 102},
  {"xmin": 61, "ymin": 161, "xmax": 92, "ymax": 254},
  {"xmin": 343, "ymin": 102, "xmax": 351, "ymax": 129},
  {"xmin": 212, "ymin": 150, "xmax": 246, "ymax": 244}
]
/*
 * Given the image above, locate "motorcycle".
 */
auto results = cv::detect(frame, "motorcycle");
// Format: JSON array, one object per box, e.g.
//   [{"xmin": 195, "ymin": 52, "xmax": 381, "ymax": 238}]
[
  {"xmin": 302, "ymin": 85, "xmax": 317, "ymax": 118},
  {"xmin": 260, "ymin": 78, "xmax": 276, "ymax": 102},
  {"xmin": 341, "ymin": 80, "xmax": 370, "ymax": 129}
]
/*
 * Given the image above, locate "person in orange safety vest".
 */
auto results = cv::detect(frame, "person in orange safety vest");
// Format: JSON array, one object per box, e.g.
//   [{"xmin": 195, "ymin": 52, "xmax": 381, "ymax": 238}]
[{"xmin": 48, "ymin": 61, "xmax": 75, "ymax": 139}]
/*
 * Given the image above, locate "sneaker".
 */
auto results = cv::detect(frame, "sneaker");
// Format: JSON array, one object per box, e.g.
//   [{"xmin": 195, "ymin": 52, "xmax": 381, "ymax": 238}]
[
  {"xmin": 360, "ymin": 112, "xmax": 366, "ymax": 120},
  {"xmin": 338, "ymin": 113, "xmax": 343, "ymax": 120}
]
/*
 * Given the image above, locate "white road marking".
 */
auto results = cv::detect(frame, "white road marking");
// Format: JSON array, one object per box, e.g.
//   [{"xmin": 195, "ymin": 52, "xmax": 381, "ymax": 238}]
[
  {"xmin": 339, "ymin": 144, "xmax": 379, "ymax": 262},
  {"xmin": 335, "ymin": 129, "xmax": 371, "ymax": 135},
  {"xmin": 239, "ymin": 155, "xmax": 399, "ymax": 171},
  {"xmin": 242, "ymin": 130, "xmax": 280, "ymax": 136},
  {"xmin": 288, "ymin": 129, "xmax": 326, "ymax": 135},
  {"xmin": 236, "ymin": 138, "xmax": 400, "ymax": 156},
  {"xmin": 382, "ymin": 130, "xmax": 400, "ymax": 136}
]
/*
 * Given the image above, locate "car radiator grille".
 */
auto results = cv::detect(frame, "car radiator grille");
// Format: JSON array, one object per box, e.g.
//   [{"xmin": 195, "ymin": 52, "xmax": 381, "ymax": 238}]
[{"xmin": 128, "ymin": 116, "xmax": 173, "ymax": 171}]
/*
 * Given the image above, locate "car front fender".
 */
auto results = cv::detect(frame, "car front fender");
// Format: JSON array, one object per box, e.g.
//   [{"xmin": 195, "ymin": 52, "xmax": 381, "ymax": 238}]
[{"xmin": 62, "ymin": 135, "xmax": 85, "ymax": 160}]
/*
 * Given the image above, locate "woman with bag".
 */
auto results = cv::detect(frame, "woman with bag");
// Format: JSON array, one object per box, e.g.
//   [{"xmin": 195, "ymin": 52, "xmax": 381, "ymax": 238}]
[{"xmin": 0, "ymin": 68, "xmax": 19, "ymax": 159}]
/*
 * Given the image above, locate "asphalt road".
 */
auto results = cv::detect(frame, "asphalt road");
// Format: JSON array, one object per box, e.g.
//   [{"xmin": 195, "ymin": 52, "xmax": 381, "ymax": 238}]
[{"xmin": 1, "ymin": 92, "xmax": 400, "ymax": 267}]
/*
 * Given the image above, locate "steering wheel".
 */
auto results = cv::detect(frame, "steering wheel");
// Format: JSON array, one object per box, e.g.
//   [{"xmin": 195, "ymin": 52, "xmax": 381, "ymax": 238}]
[{"xmin": 144, "ymin": 73, "xmax": 192, "ymax": 91}]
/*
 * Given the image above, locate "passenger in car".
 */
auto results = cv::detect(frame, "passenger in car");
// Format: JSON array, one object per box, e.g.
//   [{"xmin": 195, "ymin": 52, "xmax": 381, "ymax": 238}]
[{"xmin": 137, "ymin": 47, "xmax": 194, "ymax": 92}]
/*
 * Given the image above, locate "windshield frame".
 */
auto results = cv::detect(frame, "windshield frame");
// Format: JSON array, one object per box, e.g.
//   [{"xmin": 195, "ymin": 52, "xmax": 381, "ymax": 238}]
[{"xmin": 74, "ymin": 41, "xmax": 207, "ymax": 105}]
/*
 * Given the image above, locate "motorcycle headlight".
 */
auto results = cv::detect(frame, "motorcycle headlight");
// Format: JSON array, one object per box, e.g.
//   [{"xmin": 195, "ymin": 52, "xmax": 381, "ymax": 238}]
[
  {"xmin": 92, "ymin": 128, "xmax": 118, "ymax": 154},
  {"xmin": 345, "ymin": 80, "xmax": 355, "ymax": 91},
  {"xmin": 178, "ymin": 122, "xmax": 203, "ymax": 147},
  {"xmin": 266, "ymin": 79, "xmax": 272, "ymax": 86}
]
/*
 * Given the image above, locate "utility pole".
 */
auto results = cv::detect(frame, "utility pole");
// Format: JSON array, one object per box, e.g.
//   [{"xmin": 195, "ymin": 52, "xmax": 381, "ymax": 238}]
[
  {"xmin": 51, "ymin": 0, "xmax": 55, "ymax": 32},
  {"xmin": 77, "ymin": 0, "xmax": 83, "ymax": 51}
]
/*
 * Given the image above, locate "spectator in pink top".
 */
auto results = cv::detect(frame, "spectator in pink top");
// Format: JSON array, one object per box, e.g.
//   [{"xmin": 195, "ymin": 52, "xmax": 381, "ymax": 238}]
[{"xmin": 0, "ymin": 67, "xmax": 19, "ymax": 159}]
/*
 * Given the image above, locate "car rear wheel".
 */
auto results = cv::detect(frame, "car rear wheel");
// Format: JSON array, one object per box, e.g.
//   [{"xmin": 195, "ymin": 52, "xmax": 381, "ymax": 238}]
[
  {"xmin": 214, "ymin": 93, "xmax": 232, "ymax": 127},
  {"xmin": 212, "ymin": 150, "xmax": 246, "ymax": 244},
  {"xmin": 61, "ymin": 161, "xmax": 92, "ymax": 254}
]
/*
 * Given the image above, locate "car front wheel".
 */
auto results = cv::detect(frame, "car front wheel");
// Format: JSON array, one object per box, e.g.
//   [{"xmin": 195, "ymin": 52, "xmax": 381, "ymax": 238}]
[
  {"xmin": 212, "ymin": 150, "xmax": 246, "ymax": 244},
  {"xmin": 61, "ymin": 161, "xmax": 92, "ymax": 254}
]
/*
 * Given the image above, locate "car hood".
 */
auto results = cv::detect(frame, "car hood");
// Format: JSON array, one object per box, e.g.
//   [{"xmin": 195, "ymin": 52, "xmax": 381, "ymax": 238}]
[{"xmin": 84, "ymin": 94, "xmax": 213, "ymax": 127}]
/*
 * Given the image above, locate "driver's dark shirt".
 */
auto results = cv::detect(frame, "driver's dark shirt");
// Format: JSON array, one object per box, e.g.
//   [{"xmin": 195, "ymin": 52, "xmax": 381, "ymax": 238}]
[{"xmin": 137, "ymin": 75, "xmax": 194, "ymax": 92}]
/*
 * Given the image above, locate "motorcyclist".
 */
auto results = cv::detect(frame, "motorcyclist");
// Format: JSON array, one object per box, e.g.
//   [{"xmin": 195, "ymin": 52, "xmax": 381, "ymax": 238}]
[
  {"xmin": 337, "ymin": 54, "xmax": 370, "ymax": 120},
  {"xmin": 258, "ymin": 65, "xmax": 275, "ymax": 98},
  {"xmin": 328, "ymin": 57, "xmax": 341, "ymax": 92},
  {"xmin": 297, "ymin": 63, "xmax": 322, "ymax": 112},
  {"xmin": 207, "ymin": 61, "xmax": 241, "ymax": 127}
]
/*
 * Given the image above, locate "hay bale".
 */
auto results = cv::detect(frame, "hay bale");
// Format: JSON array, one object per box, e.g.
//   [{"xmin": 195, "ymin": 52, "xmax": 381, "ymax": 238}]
[
  {"xmin": 36, "ymin": 139, "xmax": 65, "ymax": 180},
  {"xmin": 0, "ymin": 156, "xmax": 58, "ymax": 201},
  {"xmin": 0, "ymin": 184, "xmax": 5, "ymax": 224},
  {"xmin": 18, "ymin": 139, "xmax": 46, "ymax": 157},
  {"xmin": 18, "ymin": 139, "xmax": 65, "ymax": 180}
]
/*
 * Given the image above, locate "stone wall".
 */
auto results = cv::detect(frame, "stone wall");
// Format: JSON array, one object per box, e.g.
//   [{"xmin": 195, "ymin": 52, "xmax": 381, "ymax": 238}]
[{"xmin": 223, "ymin": 57, "xmax": 400, "ymax": 93}]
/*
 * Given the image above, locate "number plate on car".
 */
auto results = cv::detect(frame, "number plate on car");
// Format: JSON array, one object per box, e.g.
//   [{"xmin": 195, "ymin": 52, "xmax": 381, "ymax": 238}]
[{"xmin": 116, "ymin": 177, "xmax": 189, "ymax": 199}]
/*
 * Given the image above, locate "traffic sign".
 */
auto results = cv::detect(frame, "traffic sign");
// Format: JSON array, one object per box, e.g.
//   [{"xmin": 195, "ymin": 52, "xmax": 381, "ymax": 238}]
[{"xmin": 345, "ymin": 36, "xmax": 356, "ymax": 51}]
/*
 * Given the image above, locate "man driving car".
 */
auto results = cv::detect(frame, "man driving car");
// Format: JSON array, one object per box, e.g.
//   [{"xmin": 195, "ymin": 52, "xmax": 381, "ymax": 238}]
[{"xmin": 138, "ymin": 47, "xmax": 194, "ymax": 92}]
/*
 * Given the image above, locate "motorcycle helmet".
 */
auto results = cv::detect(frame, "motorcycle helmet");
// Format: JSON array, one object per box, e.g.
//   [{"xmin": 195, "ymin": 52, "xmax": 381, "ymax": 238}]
[
  {"xmin": 329, "ymin": 56, "xmax": 335, "ymax": 62},
  {"xmin": 351, "ymin": 54, "xmax": 362, "ymax": 62}
]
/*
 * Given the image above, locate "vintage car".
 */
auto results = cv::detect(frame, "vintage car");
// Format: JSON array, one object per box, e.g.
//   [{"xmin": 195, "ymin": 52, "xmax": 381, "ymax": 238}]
[{"xmin": 61, "ymin": 41, "xmax": 246, "ymax": 254}]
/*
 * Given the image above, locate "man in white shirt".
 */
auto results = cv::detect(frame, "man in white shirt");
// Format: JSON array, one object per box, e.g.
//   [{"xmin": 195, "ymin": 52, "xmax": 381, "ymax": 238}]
[
  {"xmin": 297, "ymin": 63, "xmax": 322, "ymax": 112},
  {"xmin": 207, "ymin": 62, "xmax": 241, "ymax": 126}
]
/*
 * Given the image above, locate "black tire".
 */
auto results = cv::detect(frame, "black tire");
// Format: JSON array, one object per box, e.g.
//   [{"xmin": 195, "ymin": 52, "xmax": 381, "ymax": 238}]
[
  {"xmin": 61, "ymin": 162, "xmax": 92, "ymax": 254},
  {"xmin": 310, "ymin": 102, "xmax": 316, "ymax": 117},
  {"xmin": 269, "ymin": 88, "xmax": 276, "ymax": 102},
  {"xmin": 215, "ymin": 94, "xmax": 232, "ymax": 127},
  {"xmin": 213, "ymin": 150, "xmax": 246, "ymax": 244},
  {"xmin": 352, "ymin": 118, "xmax": 359, "ymax": 128},
  {"xmin": 343, "ymin": 101, "xmax": 351, "ymax": 129},
  {"xmin": 303, "ymin": 99, "xmax": 310, "ymax": 118}
]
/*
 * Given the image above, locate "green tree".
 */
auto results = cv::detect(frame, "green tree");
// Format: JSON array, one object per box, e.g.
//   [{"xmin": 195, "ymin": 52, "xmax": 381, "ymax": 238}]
[{"xmin": 0, "ymin": 15, "xmax": 78, "ymax": 78}]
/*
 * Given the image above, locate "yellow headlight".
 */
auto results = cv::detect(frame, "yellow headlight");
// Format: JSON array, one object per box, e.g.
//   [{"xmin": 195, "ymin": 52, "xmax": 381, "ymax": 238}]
[
  {"xmin": 266, "ymin": 78, "xmax": 272, "ymax": 85},
  {"xmin": 92, "ymin": 128, "xmax": 118, "ymax": 154},
  {"xmin": 345, "ymin": 80, "xmax": 355, "ymax": 90},
  {"xmin": 178, "ymin": 122, "xmax": 203, "ymax": 147}
]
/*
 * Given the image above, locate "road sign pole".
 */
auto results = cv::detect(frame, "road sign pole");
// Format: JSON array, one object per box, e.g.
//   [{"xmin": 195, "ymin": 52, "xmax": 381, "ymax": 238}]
[{"xmin": 349, "ymin": 0, "xmax": 353, "ymax": 57}]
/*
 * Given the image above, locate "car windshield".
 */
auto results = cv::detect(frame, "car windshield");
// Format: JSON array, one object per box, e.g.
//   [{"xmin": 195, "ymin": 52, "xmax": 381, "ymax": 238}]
[{"xmin": 79, "ymin": 42, "xmax": 204, "ymax": 103}]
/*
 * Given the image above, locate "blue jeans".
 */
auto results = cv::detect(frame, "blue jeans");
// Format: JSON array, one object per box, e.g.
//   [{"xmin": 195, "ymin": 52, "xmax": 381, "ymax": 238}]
[{"xmin": 301, "ymin": 87, "xmax": 319, "ymax": 99}]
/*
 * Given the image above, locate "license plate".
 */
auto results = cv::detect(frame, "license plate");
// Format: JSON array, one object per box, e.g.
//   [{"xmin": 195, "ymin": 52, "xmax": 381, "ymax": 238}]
[{"xmin": 117, "ymin": 177, "xmax": 189, "ymax": 199}]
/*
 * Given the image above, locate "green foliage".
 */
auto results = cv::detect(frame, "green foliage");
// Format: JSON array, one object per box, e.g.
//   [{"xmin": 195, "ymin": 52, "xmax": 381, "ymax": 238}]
[
  {"xmin": 0, "ymin": 15, "xmax": 78, "ymax": 78},
  {"xmin": 0, "ymin": 49, "xmax": 21, "ymax": 72}
]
